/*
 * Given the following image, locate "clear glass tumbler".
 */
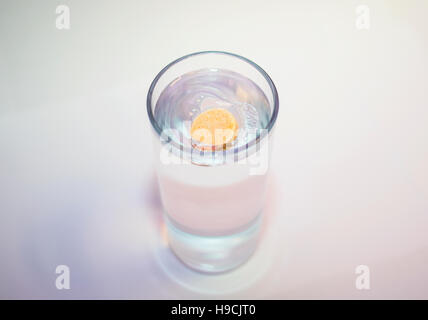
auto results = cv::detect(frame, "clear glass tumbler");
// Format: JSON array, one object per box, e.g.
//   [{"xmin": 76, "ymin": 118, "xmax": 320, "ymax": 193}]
[{"xmin": 147, "ymin": 51, "xmax": 279, "ymax": 273}]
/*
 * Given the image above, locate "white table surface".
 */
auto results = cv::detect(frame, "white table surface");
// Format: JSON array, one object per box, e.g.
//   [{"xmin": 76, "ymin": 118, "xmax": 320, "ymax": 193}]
[{"xmin": 1, "ymin": 0, "xmax": 427, "ymax": 299}]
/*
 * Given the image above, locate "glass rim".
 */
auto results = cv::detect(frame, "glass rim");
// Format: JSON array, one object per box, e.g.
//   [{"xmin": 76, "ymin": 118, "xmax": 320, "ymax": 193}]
[{"xmin": 146, "ymin": 51, "xmax": 279, "ymax": 156}]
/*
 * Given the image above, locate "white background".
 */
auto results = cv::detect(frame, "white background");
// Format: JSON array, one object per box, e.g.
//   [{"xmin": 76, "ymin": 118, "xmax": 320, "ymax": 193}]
[{"xmin": 0, "ymin": 0, "xmax": 427, "ymax": 299}]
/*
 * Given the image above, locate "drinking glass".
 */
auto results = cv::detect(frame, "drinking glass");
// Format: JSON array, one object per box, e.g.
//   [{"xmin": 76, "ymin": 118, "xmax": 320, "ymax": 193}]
[{"xmin": 147, "ymin": 51, "xmax": 279, "ymax": 273}]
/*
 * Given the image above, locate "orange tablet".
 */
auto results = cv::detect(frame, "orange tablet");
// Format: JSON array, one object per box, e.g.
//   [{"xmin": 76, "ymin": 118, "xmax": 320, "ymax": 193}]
[{"xmin": 191, "ymin": 108, "xmax": 238, "ymax": 149}]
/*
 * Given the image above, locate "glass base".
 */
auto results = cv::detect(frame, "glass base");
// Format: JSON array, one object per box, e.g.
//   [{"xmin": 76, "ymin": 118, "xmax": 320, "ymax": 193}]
[{"xmin": 164, "ymin": 214, "xmax": 262, "ymax": 273}]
